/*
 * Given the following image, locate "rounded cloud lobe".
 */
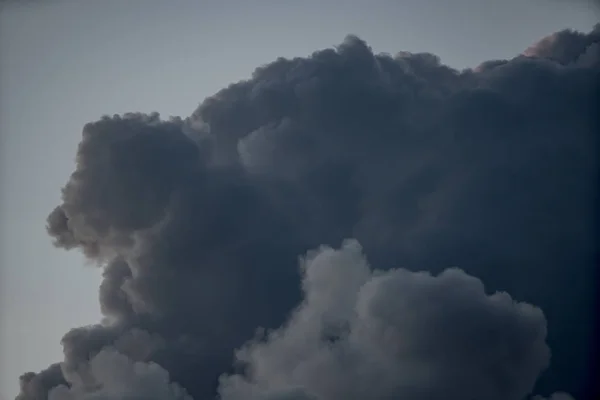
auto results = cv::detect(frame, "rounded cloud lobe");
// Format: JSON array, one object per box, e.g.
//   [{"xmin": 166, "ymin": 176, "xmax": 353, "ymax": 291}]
[
  {"xmin": 48, "ymin": 349, "xmax": 192, "ymax": 400},
  {"xmin": 219, "ymin": 241, "xmax": 551, "ymax": 400},
  {"xmin": 15, "ymin": 25, "xmax": 599, "ymax": 400}
]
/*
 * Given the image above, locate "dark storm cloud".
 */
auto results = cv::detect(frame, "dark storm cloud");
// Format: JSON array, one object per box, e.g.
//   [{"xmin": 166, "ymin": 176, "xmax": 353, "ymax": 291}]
[
  {"xmin": 16, "ymin": 364, "xmax": 67, "ymax": 400},
  {"xmin": 46, "ymin": 112, "xmax": 200, "ymax": 259},
  {"xmin": 16, "ymin": 25, "xmax": 598, "ymax": 400}
]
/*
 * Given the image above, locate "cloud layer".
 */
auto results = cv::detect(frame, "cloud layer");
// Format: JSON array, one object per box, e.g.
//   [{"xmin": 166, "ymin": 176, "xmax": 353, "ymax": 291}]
[{"xmin": 15, "ymin": 25, "xmax": 599, "ymax": 400}]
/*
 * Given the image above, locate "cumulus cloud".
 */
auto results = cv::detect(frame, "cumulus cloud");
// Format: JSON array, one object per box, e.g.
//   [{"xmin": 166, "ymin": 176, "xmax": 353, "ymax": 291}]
[
  {"xmin": 14, "ymin": 25, "xmax": 599, "ymax": 400},
  {"xmin": 523, "ymin": 24, "xmax": 600, "ymax": 66},
  {"xmin": 48, "ymin": 349, "xmax": 191, "ymax": 400},
  {"xmin": 218, "ymin": 240, "xmax": 551, "ymax": 400}
]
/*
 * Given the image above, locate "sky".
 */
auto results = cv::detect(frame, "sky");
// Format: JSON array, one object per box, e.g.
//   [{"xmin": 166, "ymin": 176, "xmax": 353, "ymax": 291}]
[{"xmin": 0, "ymin": 1, "xmax": 598, "ymax": 399}]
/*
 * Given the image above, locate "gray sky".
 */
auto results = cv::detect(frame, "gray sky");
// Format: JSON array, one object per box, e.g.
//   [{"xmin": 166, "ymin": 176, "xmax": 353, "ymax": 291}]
[{"xmin": 0, "ymin": 0, "xmax": 596, "ymax": 398}]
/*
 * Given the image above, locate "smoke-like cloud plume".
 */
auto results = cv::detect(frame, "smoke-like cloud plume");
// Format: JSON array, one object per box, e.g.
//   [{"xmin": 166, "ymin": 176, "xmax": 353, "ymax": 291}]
[{"xmin": 14, "ymin": 24, "xmax": 599, "ymax": 400}]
